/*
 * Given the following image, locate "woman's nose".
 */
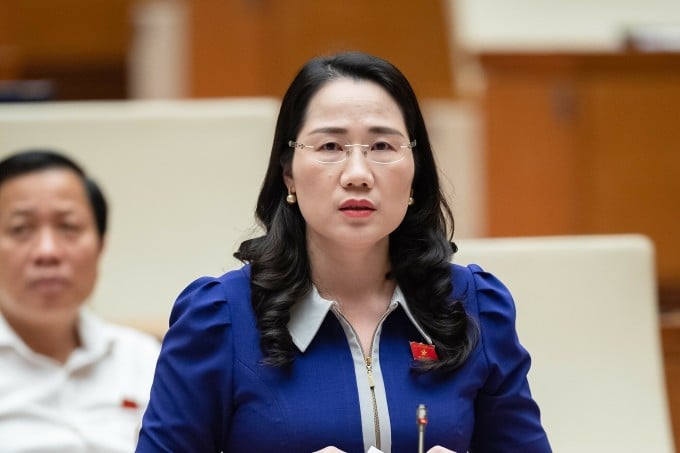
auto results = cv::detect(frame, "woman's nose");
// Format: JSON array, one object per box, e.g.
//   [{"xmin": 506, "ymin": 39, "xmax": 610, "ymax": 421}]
[{"xmin": 340, "ymin": 146, "xmax": 374, "ymax": 188}]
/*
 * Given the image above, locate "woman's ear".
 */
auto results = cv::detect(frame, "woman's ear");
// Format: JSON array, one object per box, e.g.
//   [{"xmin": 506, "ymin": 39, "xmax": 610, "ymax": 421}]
[{"xmin": 283, "ymin": 165, "xmax": 294, "ymax": 190}]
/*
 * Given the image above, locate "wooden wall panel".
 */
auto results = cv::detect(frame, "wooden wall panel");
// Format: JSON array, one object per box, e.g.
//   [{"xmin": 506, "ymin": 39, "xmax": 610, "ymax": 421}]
[
  {"xmin": 0, "ymin": 1, "xmax": 20, "ymax": 79},
  {"xmin": 187, "ymin": 0, "xmax": 455, "ymax": 99},
  {"xmin": 578, "ymin": 63, "xmax": 680, "ymax": 286},
  {"xmin": 481, "ymin": 52, "xmax": 680, "ymax": 290},
  {"xmin": 187, "ymin": 0, "xmax": 270, "ymax": 97},
  {"xmin": 3, "ymin": 0, "xmax": 454, "ymax": 99},
  {"xmin": 483, "ymin": 58, "xmax": 581, "ymax": 235},
  {"xmin": 0, "ymin": 0, "xmax": 132, "ymax": 99},
  {"xmin": 6, "ymin": 0, "xmax": 131, "ymax": 64}
]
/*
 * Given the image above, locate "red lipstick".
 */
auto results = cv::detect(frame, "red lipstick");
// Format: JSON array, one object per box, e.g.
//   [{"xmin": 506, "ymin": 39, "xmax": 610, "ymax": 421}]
[{"xmin": 339, "ymin": 199, "xmax": 376, "ymax": 218}]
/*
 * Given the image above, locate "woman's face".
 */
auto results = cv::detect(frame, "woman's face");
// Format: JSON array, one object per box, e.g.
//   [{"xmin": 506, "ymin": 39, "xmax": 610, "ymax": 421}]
[
  {"xmin": 0, "ymin": 168, "xmax": 102, "ymax": 328},
  {"xmin": 285, "ymin": 77, "xmax": 415, "ymax": 253}
]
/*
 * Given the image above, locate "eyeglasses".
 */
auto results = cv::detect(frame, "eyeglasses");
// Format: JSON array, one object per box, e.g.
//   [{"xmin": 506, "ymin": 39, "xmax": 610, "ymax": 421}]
[{"xmin": 288, "ymin": 139, "xmax": 416, "ymax": 164}]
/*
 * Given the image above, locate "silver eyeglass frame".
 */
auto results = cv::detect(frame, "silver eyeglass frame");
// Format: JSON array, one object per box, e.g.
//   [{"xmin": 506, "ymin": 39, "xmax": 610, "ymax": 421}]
[{"xmin": 288, "ymin": 140, "xmax": 416, "ymax": 165}]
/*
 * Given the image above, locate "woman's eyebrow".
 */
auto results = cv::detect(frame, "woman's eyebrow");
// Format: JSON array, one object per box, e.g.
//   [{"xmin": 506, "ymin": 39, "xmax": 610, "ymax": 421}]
[
  {"xmin": 308, "ymin": 127, "xmax": 347, "ymax": 135},
  {"xmin": 308, "ymin": 126, "xmax": 405, "ymax": 136},
  {"xmin": 367, "ymin": 126, "xmax": 405, "ymax": 136}
]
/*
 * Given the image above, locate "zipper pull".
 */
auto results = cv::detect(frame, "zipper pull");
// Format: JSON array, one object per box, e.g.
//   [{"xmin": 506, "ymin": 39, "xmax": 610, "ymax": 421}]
[{"xmin": 366, "ymin": 356, "xmax": 375, "ymax": 388}]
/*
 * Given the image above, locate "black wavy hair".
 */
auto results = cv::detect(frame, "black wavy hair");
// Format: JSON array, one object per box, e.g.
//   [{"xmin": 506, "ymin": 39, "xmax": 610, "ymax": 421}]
[
  {"xmin": 0, "ymin": 149, "xmax": 108, "ymax": 239},
  {"xmin": 235, "ymin": 51, "xmax": 477, "ymax": 373}
]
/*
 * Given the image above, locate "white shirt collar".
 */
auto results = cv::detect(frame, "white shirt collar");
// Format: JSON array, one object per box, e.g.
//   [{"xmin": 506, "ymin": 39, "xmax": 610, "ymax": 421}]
[
  {"xmin": 287, "ymin": 283, "xmax": 433, "ymax": 353},
  {"xmin": 0, "ymin": 311, "xmax": 18, "ymax": 348},
  {"xmin": 0, "ymin": 307, "xmax": 115, "ymax": 368}
]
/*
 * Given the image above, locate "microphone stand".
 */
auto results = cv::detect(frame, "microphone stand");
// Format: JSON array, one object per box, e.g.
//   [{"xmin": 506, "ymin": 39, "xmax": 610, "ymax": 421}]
[{"xmin": 416, "ymin": 404, "xmax": 427, "ymax": 453}]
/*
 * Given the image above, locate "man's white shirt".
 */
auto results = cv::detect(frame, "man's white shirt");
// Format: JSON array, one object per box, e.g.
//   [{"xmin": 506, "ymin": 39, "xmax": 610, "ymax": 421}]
[{"xmin": 0, "ymin": 309, "xmax": 160, "ymax": 453}]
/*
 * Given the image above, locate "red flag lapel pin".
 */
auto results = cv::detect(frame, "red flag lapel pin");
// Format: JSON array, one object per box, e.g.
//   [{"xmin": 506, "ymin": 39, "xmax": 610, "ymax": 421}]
[
  {"xmin": 410, "ymin": 341, "xmax": 438, "ymax": 361},
  {"xmin": 121, "ymin": 398, "xmax": 139, "ymax": 409}
]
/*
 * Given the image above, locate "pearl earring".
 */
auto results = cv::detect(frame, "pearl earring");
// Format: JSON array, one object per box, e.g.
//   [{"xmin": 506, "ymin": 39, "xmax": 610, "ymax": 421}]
[
  {"xmin": 408, "ymin": 189, "xmax": 414, "ymax": 206},
  {"xmin": 286, "ymin": 192, "xmax": 297, "ymax": 204}
]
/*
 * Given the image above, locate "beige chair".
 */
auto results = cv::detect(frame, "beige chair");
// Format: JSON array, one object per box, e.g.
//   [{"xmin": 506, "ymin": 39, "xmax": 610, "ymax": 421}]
[
  {"xmin": 454, "ymin": 234, "xmax": 675, "ymax": 453},
  {"xmin": 0, "ymin": 99, "xmax": 280, "ymax": 335}
]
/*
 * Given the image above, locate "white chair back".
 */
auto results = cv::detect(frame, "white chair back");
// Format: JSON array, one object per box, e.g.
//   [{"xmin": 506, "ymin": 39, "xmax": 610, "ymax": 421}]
[
  {"xmin": 0, "ymin": 99, "xmax": 279, "ymax": 334},
  {"xmin": 454, "ymin": 234, "xmax": 674, "ymax": 452}
]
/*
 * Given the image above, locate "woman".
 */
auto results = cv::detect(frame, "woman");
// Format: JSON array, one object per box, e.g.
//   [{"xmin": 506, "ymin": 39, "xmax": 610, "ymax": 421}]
[
  {"xmin": 0, "ymin": 150, "xmax": 160, "ymax": 452},
  {"xmin": 137, "ymin": 52, "xmax": 551, "ymax": 452}
]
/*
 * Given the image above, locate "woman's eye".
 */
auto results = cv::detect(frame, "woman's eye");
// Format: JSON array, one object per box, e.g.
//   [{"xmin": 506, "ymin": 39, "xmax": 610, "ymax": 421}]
[
  {"xmin": 319, "ymin": 142, "xmax": 342, "ymax": 152},
  {"xmin": 372, "ymin": 141, "xmax": 395, "ymax": 151}
]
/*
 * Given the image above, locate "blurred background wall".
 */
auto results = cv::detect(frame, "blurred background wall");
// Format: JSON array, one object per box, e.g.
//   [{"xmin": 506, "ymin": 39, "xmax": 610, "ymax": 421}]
[
  {"xmin": 1, "ymin": 0, "xmax": 680, "ymax": 447},
  {"xmin": 456, "ymin": 0, "xmax": 680, "ymax": 50}
]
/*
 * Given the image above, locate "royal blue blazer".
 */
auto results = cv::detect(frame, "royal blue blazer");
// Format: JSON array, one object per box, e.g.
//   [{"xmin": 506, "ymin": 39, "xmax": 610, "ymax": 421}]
[{"xmin": 136, "ymin": 264, "xmax": 551, "ymax": 452}]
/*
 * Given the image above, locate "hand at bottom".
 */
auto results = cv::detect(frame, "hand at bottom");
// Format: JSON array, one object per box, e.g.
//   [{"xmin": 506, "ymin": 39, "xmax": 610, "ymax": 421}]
[{"xmin": 427, "ymin": 446, "xmax": 457, "ymax": 453}]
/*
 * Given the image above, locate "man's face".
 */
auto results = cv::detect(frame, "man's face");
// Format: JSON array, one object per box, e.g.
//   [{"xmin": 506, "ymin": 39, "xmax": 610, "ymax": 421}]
[{"xmin": 0, "ymin": 168, "xmax": 102, "ymax": 328}]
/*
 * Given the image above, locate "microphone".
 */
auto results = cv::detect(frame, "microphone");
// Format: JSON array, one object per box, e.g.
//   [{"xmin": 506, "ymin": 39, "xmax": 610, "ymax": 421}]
[{"xmin": 416, "ymin": 404, "xmax": 427, "ymax": 453}]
